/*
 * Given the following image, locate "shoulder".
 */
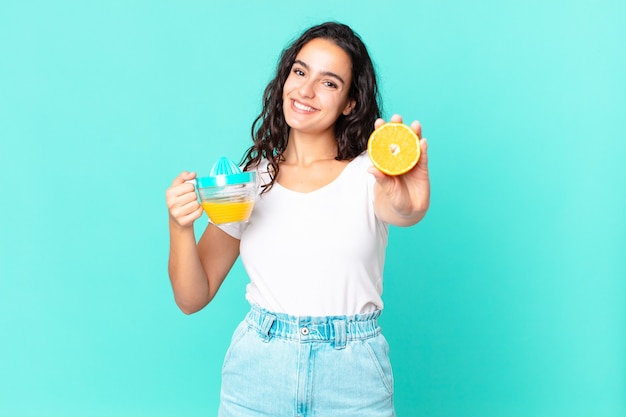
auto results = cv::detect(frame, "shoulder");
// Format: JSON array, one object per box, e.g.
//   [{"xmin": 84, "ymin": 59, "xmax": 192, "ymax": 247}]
[
  {"xmin": 345, "ymin": 152, "xmax": 374, "ymax": 180},
  {"xmin": 244, "ymin": 158, "xmax": 269, "ymax": 173},
  {"xmin": 348, "ymin": 151, "xmax": 373, "ymax": 170},
  {"xmin": 245, "ymin": 158, "xmax": 273, "ymax": 190},
  {"xmin": 339, "ymin": 152, "xmax": 376, "ymax": 202}
]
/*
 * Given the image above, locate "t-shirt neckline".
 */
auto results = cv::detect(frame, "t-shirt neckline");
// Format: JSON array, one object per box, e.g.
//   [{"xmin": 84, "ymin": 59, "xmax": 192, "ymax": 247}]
[{"xmin": 274, "ymin": 155, "xmax": 361, "ymax": 196}]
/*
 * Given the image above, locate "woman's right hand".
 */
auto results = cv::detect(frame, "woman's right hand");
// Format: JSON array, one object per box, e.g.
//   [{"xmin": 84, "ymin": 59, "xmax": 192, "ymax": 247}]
[{"xmin": 166, "ymin": 171, "xmax": 204, "ymax": 228}]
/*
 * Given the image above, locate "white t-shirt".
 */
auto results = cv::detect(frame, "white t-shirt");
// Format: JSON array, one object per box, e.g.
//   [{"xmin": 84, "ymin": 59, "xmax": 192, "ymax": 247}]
[{"xmin": 218, "ymin": 152, "xmax": 389, "ymax": 316}]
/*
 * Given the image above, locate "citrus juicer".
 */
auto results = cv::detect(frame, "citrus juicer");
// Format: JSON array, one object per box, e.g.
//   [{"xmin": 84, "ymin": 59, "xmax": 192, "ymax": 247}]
[{"xmin": 194, "ymin": 157, "xmax": 257, "ymax": 225}]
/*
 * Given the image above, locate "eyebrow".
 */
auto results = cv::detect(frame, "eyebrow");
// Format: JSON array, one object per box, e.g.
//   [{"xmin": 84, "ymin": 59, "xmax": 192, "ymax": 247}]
[{"xmin": 293, "ymin": 59, "xmax": 346, "ymax": 86}]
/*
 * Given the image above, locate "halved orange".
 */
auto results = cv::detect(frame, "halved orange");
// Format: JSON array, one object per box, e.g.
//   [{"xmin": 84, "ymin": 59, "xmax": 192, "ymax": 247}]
[{"xmin": 367, "ymin": 122, "xmax": 421, "ymax": 176}]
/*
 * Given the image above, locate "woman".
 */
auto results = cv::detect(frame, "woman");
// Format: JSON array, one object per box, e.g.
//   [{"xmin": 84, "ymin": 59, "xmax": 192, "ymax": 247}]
[{"xmin": 166, "ymin": 22, "xmax": 430, "ymax": 416}]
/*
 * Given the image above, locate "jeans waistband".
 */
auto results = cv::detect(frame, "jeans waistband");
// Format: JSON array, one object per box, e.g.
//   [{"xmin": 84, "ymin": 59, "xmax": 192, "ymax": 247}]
[{"xmin": 245, "ymin": 304, "xmax": 381, "ymax": 348}]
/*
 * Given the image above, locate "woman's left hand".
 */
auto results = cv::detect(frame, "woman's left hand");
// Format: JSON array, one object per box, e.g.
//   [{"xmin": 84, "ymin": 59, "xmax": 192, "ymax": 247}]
[{"xmin": 369, "ymin": 114, "xmax": 430, "ymax": 226}]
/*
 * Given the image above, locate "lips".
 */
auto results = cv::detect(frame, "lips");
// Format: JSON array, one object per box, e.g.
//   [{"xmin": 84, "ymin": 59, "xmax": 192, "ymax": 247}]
[{"xmin": 291, "ymin": 99, "xmax": 317, "ymax": 113}]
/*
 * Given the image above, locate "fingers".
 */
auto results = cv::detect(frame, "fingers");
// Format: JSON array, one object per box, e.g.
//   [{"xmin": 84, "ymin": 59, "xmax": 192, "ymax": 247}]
[
  {"xmin": 417, "ymin": 137, "xmax": 429, "ymax": 169},
  {"xmin": 171, "ymin": 171, "xmax": 197, "ymax": 187},
  {"xmin": 374, "ymin": 115, "xmax": 422, "ymax": 138},
  {"xmin": 170, "ymin": 200, "xmax": 204, "ymax": 226},
  {"xmin": 375, "ymin": 114, "xmax": 403, "ymax": 129},
  {"xmin": 166, "ymin": 171, "xmax": 202, "ymax": 227},
  {"xmin": 367, "ymin": 165, "xmax": 393, "ymax": 184},
  {"xmin": 167, "ymin": 185, "xmax": 198, "ymax": 207},
  {"xmin": 168, "ymin": 171, "xmax": 196, "ymax": 198},
  {"xmin": 420, "ymin": 137, "xmax": 428, "ymax": 154},
  {"xmin": 389, "ymin": 114, "xmax": 403, "ymax": 123},
  {"xmin": 410, "ymin": 120, "xmax": 422, "ymax": 138}
]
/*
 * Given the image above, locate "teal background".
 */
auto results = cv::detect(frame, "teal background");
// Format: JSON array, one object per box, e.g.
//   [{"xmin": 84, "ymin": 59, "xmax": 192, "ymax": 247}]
[{"xmin": 1, "ymin": 0, "xmax": 624, "ymax": 416}]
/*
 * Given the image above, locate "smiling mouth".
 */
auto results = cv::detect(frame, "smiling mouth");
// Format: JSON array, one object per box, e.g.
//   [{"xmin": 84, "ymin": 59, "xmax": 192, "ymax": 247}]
[{"xmin": 292, "ymin": 99, "xmax": 317, "ymax": 113}]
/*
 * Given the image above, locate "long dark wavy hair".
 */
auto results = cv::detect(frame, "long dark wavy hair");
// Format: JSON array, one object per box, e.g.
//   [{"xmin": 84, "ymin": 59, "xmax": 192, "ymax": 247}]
[{"xmin": 241, "ymin": 22, "xmax": 382, "ymax": 193}]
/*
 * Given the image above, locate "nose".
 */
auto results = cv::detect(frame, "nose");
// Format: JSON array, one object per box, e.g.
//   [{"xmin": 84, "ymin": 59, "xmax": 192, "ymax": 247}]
[{"xmin": 298, "ymin": 78, "xmax": 315, "ymax": 98}]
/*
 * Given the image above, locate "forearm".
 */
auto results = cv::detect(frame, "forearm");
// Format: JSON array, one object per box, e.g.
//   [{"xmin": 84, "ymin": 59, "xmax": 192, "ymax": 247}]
[{"xmin": 168, "ymin": 219, "xmax": 211, "ymax": 314}]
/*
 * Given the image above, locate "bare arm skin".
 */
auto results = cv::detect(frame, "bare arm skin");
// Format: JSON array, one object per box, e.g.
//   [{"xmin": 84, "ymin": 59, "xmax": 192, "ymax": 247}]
[{"xmin": 166, "ymin": 171, "xmax": 240, "ymax": 314}]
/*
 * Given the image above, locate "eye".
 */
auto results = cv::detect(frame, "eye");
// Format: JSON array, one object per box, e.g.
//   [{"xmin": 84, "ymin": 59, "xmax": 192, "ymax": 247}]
[
  {"xmin": 293, "ymin": 68, "xmax": 305, "ymax": 76},
  {"xmin": 324, "ymin": 81, "xmax": 338, "ymax": 89}
]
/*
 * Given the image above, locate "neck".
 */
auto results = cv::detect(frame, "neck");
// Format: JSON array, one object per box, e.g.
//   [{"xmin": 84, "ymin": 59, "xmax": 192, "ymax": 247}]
[{"xmin": 282, "ymin": 130, "xmax": 337, "ymax": 166}]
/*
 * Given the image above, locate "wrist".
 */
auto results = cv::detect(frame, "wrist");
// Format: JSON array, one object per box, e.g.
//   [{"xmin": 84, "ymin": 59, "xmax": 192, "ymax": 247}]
[{"xmin": 169, "ymin": 216, "xmax": 196, "ymax": 235}]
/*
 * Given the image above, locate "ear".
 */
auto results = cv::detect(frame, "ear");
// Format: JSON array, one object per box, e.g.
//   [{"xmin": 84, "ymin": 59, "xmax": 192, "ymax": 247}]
[{"xmin": 342, "ymin": 98, "xmax": 356, "ymax": 116}]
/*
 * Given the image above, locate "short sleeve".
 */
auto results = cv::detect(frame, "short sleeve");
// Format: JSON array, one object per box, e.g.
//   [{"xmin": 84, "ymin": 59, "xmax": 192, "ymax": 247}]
[
  {"xmin": 356, "ymin": 152, "xmax": 376, "ymax": 204},
  {"xmin": 215, "ymin": 220, "xmax": 245, "ymax": 239}
]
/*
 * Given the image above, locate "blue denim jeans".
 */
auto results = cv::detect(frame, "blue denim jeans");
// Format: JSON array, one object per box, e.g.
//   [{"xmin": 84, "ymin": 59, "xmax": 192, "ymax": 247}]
[{"xmin": 218, "ymin": 304, "xmax": 395, "ymax": 417}]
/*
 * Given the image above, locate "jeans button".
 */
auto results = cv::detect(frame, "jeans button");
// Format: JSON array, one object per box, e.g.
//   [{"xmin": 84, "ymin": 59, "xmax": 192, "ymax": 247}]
[{"xmin": 300, "ymin": 327, "xmax": 309, "ymax": 336}]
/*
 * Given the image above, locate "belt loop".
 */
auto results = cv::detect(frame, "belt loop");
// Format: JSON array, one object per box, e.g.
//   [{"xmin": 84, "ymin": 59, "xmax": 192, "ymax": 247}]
[
  {"xmin": 259, "ymin": 313, "xmax": 276, "ymax": 342},
  {"xmin": 333, "ymin": 320, "xmax": 347, "ymax": 350}
]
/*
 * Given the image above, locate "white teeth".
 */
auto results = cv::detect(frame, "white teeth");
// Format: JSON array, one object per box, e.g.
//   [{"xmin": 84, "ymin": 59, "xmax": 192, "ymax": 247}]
[{"xmin": 293, "ymin": 101, "xmax": 315, "ymax": 112}]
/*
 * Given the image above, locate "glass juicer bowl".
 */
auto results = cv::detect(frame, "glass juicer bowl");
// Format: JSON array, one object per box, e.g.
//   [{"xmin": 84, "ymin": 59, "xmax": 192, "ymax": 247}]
[{"xmin": 195, "ymin": 157, "xmax": 257, "ymax": 225}]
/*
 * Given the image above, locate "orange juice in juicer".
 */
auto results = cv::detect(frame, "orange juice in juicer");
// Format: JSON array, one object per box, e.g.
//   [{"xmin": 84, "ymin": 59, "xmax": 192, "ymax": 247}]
[{"xmin": 195, "ymin": 157, "xmax": 257, "ymax": 225}]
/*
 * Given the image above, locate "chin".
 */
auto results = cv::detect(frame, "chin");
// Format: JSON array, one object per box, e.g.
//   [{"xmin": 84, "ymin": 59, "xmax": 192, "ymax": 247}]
[{"xmin": 284, "ymin": 112, "xmax": 312, "ymax": 131}]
